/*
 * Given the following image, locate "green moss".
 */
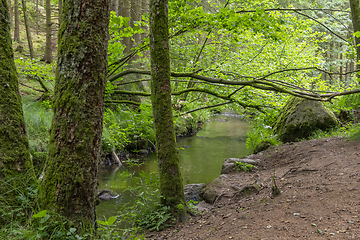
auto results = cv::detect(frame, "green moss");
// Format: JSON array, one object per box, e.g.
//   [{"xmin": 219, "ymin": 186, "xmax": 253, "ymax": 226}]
[
  {"xmin": 273, "ymin": 97, "xmax": 339, "ymax": 142},
  {"xmin": 0, "ymin": 1, "xmax": 36, "ymax": 219},
  {"xmin": 36, "ymin": 0, "xmax": 110, "ymax": 232}
]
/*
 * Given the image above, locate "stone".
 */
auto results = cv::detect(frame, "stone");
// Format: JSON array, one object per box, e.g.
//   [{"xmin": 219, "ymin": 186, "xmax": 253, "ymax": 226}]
[
  {"xmin": 97, "ymin": 189, "xmax": 119, "ymax": 200},
  {"xmin": 221, "ymin": 158, "xmax": 259, "ymax": 174},
  {"xmin": 184, "ymin": 183, "xmax": 205, "ymax": 202},
  {"xmin": 273, "ymin": 97, "xmax": 339, "ymax": 142},
  {"xmin": 200, "ymin": 175, "xmax": 227, "ymax": 204},
  {"xmin": 196, "ymin": 200, "xmax": 213, "ymax": 211}
]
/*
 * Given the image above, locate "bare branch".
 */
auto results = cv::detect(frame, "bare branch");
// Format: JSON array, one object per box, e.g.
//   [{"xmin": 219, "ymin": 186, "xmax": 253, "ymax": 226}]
[
  {"xmin": 177, "ymin": 101, "xmax": 233, "ymax": 116},
  {"xmin": 104, "ymin": 100, "xmax": 141, "ymax": 106},
  {"xmin": 236, "ymin": 8, "xmax": 350, "ymax": 14},
  {"xmin": 19, "ymin": 82, "xmax": 45, "ymax": 92},
  {"xmin": 113, "ymin": 90, "xmax": 151, "ymax": 96},
  {"xmin": 293, "ymin": 10, "xmax": 348, "ymax": 43}
]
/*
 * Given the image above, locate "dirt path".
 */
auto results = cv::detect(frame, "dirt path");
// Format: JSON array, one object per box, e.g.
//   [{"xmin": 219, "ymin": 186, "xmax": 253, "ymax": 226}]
[{"xmin": 147, "ymin": 137, "xmax": 360, "ymax": 239}]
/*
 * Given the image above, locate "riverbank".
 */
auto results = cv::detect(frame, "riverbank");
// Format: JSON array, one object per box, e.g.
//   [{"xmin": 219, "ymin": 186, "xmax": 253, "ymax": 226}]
[
  {"xmin": 147, "ymin": 137, "xmax": 360, "ymax": 239},
  {"xmin": 97, "ymin": 114, "xmax": 251, "ymax": 218}
]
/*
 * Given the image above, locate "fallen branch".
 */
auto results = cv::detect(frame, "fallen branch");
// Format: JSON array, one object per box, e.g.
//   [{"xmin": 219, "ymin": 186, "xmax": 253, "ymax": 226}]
[{"xmin": 19, "ymin": 82, "xmax": 45, "ymax": 92}]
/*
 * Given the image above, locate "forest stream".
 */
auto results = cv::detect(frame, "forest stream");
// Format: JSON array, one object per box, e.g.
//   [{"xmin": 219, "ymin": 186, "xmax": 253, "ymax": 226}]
[{"xmin": 96, "ymin": 112, "xmax": 251, "ymax": 219}]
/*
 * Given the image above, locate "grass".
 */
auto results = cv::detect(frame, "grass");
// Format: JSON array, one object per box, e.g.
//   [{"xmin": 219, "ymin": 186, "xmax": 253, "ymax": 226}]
[{"xmin": 22, "ymin": 95, "xmax": 52, "ymax": 176}]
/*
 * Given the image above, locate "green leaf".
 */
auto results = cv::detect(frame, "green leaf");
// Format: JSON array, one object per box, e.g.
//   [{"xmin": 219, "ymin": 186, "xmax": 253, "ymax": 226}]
[
  {"xmin": 97, "ymin": 220, "xmax": 107, "ymax": 225},
  {"xmin": 32, "ymin": 210, "xmax": 47, "ymax": 218},
  {"xmin": 107, "ymin": 216, "xmax": 117, "ymax": 225},
  {"xmin": 354, "ymin": 31, "xmax": 360, "ymax": 38}
]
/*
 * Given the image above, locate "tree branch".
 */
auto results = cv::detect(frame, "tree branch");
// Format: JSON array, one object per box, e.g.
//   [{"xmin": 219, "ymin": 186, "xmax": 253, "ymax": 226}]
[
  {"xmin": 293, "ymin": 10, "xmax": 348, "ymax": 42},
  {"xmin": 177, "ymin": 101, "xmax": 233, "ymax": 116},
  {"xmin": 104, "ymin": 100, "xmax": 141, "ymax": 106},
  {"xmin": 19, "ymin": 82, "xmax": 45, "ymax": 92}
]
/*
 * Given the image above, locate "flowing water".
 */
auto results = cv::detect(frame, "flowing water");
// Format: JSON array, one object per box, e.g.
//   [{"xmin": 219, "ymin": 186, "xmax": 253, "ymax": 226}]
[{"xmin": 96, "ymin": 113, "xmax": 251, "ymax": 219}]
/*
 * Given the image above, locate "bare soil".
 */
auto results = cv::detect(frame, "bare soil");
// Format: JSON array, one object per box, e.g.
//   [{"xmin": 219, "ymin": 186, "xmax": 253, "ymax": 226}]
[{"xmin": 147, "ymin": 137, "xmax": 360, "ymax": 239}]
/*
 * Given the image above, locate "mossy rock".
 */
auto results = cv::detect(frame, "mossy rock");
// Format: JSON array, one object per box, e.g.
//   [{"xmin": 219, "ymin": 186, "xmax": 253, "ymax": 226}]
[
  {"xmin": 200, "ymin": 175, "xmax": 227, "ymax": 204},
  {"xmin": 273, "ymin": 97, "xmax": 339, "ymax": 142}
]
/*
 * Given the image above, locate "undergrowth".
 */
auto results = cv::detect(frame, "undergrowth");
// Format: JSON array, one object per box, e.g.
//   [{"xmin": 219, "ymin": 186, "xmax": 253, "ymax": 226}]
[{"xmin": 96, "ymin": 171, "xmax": 174, "ymax": 239}]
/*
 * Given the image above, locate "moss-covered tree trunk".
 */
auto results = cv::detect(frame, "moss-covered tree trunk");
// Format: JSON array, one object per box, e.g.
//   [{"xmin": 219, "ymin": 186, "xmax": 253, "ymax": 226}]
[
  {"xmin": 37, "ymin": 0, "xmax": 109, "ymax": 231},
  {"xmin": 149, "ymin": 0, "xmax": 187, "ymax": 219},
  {"xmin": 0, "ymin": 0, "xmax": 35, "ymax": 223}
]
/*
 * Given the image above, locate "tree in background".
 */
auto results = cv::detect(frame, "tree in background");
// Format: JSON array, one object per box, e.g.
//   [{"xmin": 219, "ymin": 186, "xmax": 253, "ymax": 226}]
[
  {"xmin": 149, "ymin": 0, "xmax": 187, "ymax": 219},
  {"xmin": 13, "ymin": 0, "xmax": 19, "ymax": 42},
  {"xmin": 37, "ymin": 0, "xmax": 110, "ymax": 232},
  {"xmin": 21, "ymin": 0, "xmax": 34, "ymax": 59},
  {"xmin": 350, "ymin": 0, "xmax": 360, "ymax": 78},
  {"xmin": 0, "ymin": 0, "xmax": 36, "ymax": 224},
  {"xmin": 43, "ymin": 0, "xmax": 52, "ymax": 63}
]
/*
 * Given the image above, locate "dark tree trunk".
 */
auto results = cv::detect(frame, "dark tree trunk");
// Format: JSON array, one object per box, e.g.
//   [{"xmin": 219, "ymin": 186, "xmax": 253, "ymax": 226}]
[
  {"xmin": 149, "ymin": 0, "xmax": 187, "ymax": 220},
  {"xmin": 37, "ymin": 0, "xmax": 110, "ymax": 232},
  {"xmin": 0, "ymin": 0, "xmax": 35, "ymax": 224},
  {"xmin": 13, "ymin": 0, "xmax": 19, "ymax": 42},
  {"xmin": 44, "ymin": 0, "xmax": 52, "ymax": 63},
  {"xmin": 21, "ymin": 0, "xmax": 34, "ymax": 59},
  {"xmin": 350, "ymin": 0, "xmax": 360, "ymax": 79}
]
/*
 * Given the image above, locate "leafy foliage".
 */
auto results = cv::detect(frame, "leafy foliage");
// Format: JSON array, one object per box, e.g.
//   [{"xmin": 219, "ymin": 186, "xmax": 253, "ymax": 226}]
[
  {"xmin": 15, "ymin": 58, "xmax": 56, "ymax": 82},
  {"xmin": 96, "ymin": 171, "xmax": 173, "ymax": 239},
  {"xmin": 102, "ymin": 104, "xmax": 155, "ymax": 153},
  {"xmin": 235, "ymin": 161, "xmax": 257, "ymax": 172}
]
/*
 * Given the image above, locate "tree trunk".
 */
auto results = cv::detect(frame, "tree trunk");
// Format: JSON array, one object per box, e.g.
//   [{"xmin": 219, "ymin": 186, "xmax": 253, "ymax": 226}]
[
  {"xmin": 58, "ymin": 0, "xmax": 62, "ymax": 26},
  {"xmin": 141, "ymin": 0, "xmax": 148, "ymax": 40},
  {"xmin": 43, "ymin": 0, "xmax": 52, "ymax": 63},
  {"xmin": 149, "ymin": 0, "xmax": 187, "ymax": 220},
  {"xmin": 131, "ymin": 0, "xmax": 145, "ymax": 91},
  {"xmin": 8, "ymin": 0, "xmax": 13, "ymax": 28},
  {"xmin": 0, "ymin": 0, "xmax": 35, "ymax": 224},
  {"xmin": 120, "ymin": 0, "xmax": 131, "ymax": 53},
  {"xmin": 111, "ymin": 0, "xmax": 118, "ymax": 15},
  {"xmin": 37, "ymin": 0, "xmax": 110, "ymax": 232},
  {"xmin": 350, "ymin": 0, "xmax": 360, "ymax": 79},
  {"xmin": 131, "ymin": 0, "xmax": 141, "ymax": 44},
  {"xmin": 13, "ymin": 0, "xmax": 19, "ymax": 42},
  {"xmin": 21, "ymin": 0, "xmax": 34, "ymax": 59}
]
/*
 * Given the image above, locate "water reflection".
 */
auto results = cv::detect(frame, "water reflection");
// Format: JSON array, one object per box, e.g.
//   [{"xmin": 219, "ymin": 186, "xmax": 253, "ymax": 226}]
[{"xmin": 96, "ymin": 114, "xmax": 251, "ymax": 218}]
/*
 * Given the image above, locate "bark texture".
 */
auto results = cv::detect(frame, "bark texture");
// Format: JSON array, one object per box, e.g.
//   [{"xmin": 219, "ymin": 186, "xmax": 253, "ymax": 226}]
[
  {"xmin": 37, "ymin": 0, "xmax": 110, "ymax": 231},
  {"xmin": 13, "ymin": 0, "xmax": 19, "ymax": 41},
  {"xmin": 58, "ymin": 0, "xmax": 62, "ymax": 26},
  {"xmin": 350, "ymin": 0, "xmax": 360, "ymax": 78},
  {"xmin": 149, "ymin": 0, "xmax": 187, "ymax": 219},
  {"xmin": 21, "ymin": 0, "xmax": 34, "ymax": 59},
  {"xmin": 0, "ymin": 0, "xmax": 35, "ymax": 223},
  {"xmin": 120, "ymin": 0, "xmax": 131, "ymax": 53},
  {"xmin": 44, "ymin": 0, "xmax": 52, "ymax": 63}
]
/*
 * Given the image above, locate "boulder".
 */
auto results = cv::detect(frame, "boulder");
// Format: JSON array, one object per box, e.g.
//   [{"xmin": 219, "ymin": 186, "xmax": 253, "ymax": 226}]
[
  {"xmin": 200, "ymin": 175, "xmax": 227, "ymax": 204},
  {"xmin": 273, "ymin": 97, "xmax": 339, "ymax": 142},
  {"xmin": 184, "ymin": 183, "xmax": 205, "ymax": 202},
  {"xmin": 97, "ymin": 189, "xmax": 119, "ymax": 200},
  {"xmin": 221, "ymin": 158, "xmax": 259, "ymax": 174}
]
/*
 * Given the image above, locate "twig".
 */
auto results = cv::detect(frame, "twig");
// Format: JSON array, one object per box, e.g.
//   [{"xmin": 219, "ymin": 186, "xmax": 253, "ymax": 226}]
[
  {"xmin": 281, "ymin": 167, "xmax": 301, "ymax": 178},
  {"xmin": 19, "ymin": 82, "xmax": 45, "ymax": 92}
]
